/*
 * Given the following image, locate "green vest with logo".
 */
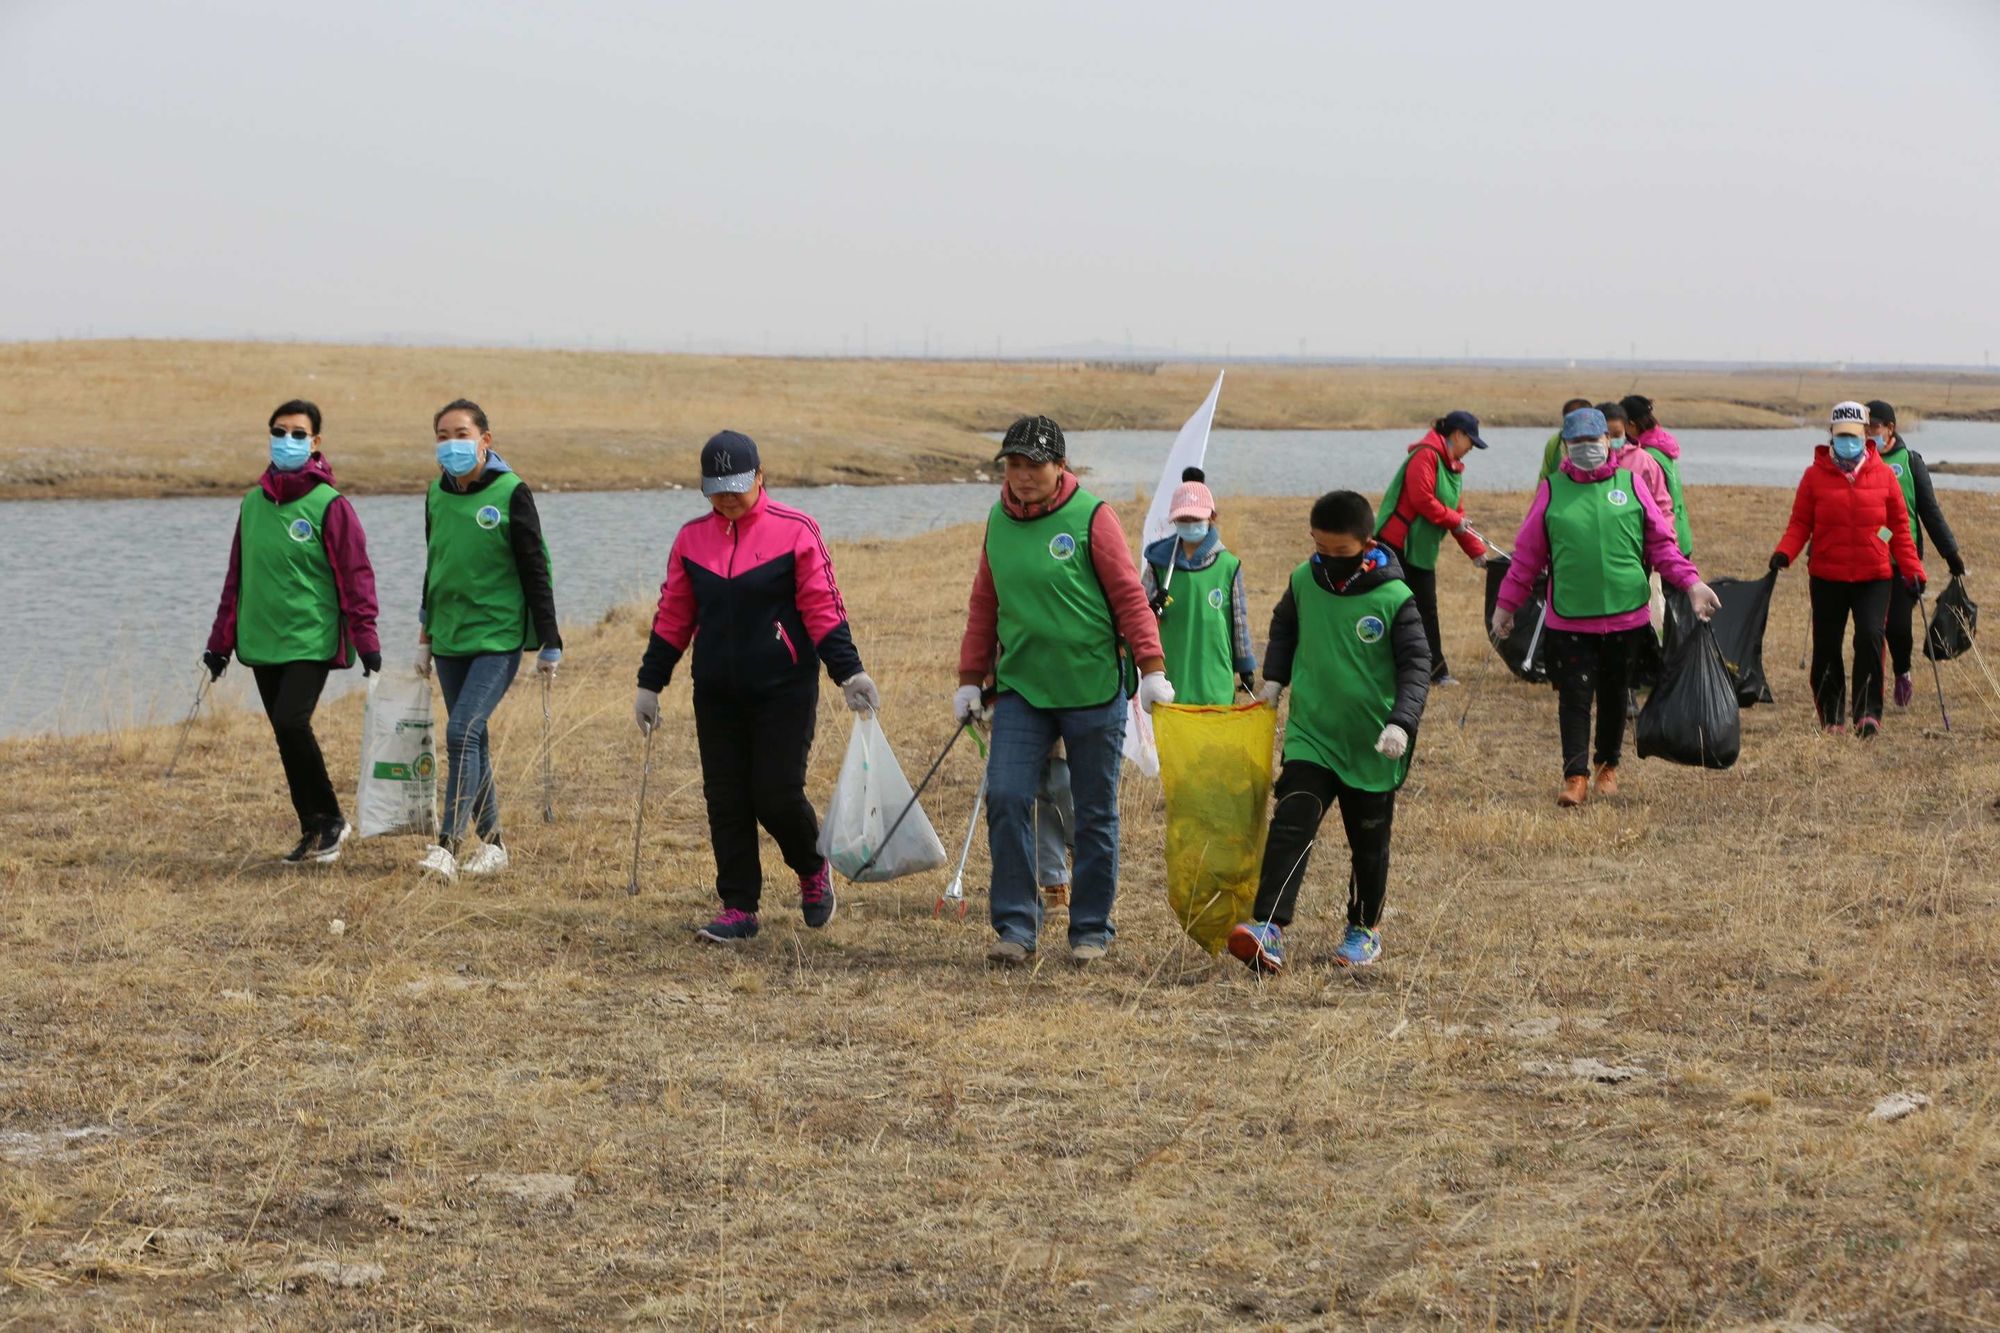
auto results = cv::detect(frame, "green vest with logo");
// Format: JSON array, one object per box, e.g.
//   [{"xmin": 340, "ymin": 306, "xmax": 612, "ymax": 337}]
[
  {"xmin": 236, "ymin": 482, "xmax": 343, "ymax": 666},
  {"xmin": 1377, "ymin": 450, "xmax": 1462, "ymax": 570},
  {"xmin": 986, "ymin": 489, "xmax": 1124, "ymax": 710},
  {"xmin": 1642, "ymin": 445, "xmax": 1694, "ymax": 556},
  {"xmin": 1879, "ymin": 442, "xmax": 1922, "ymax": 559},
  {"xmin": 1545, "ymin": 468, "xmax": 1649, "ymax": 620},
  {"xmin": 1153, "ymin": 549, "xmax": 1239, "ymax": 706},
  {"xmin": 1284, "ymin": 563, "xmax": 1413, "ymax": 791},
  {"xmin": 425, "ymin": 472, "xmax": 547, "ymax": 656}
]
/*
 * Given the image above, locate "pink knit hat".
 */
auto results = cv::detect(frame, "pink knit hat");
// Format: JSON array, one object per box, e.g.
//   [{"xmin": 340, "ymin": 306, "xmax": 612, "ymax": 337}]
[{"xmin": 1168, "ymin": 481, "xmax": 1216, "ymax": 522}]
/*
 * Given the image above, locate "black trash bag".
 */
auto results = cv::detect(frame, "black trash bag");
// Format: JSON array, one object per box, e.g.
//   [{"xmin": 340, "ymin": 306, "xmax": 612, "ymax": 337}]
[
  {"xmin": 1706, "ymin": 572, "xmax": 1778, "ymax": 707},
  {"xmin": 1636, "ymin": 620, "xmax": 1741, "ymax": 770},
  {"xmin": 1924, "ymin": 576, "xmax": 1978, "ymax": 662},
  {"xmin": 1482, "ymin": 553, "xmax": 1549, "ymax": 683}
]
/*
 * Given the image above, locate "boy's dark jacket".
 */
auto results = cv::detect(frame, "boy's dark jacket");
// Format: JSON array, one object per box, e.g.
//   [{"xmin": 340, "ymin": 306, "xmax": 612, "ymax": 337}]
[{"xmin": 1262, "ymin": 543, "xmax": 1431, "ymax": 741}]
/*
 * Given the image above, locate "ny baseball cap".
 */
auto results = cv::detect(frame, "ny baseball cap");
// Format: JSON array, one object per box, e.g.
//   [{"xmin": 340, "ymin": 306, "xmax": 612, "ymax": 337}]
[
  {"xmin": 700, "ymin": 430, "xmax": 761, "ymax": 495},
  {"xmin": 995, "ymin": 415, "xmax": 1066, "ymax": 464},
  {"xmin": 1829, "ymin": 401, "xmax": 1869, "ymax": 438},
  {"xmin": 1438, "ymin": 409, "xmax": 1488, "ymax": 449}
]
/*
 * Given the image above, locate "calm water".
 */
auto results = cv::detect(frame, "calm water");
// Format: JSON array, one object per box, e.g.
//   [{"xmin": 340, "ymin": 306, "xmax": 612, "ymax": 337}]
[{"xmin": 5, "ymin": 422, "xmax": 1998, "ymax": 737}]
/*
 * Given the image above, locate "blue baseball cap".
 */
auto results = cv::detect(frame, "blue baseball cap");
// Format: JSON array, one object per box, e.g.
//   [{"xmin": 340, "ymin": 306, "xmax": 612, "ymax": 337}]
[
  {"xmin": 1562, "ymin": 407, "xmax": 1608, "ymax": 441},
  {"xmin": 1437, "ymin": 409, "xmax": 1487, "ymax": 449},
  {"xmin": 700, "ymin": 430, "xmax": 761, "ymax": 495}
]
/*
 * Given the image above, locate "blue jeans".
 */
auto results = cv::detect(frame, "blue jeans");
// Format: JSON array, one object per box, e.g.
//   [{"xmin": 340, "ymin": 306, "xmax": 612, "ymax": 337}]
[
  {"xmin": 434, "ymin": 652, "xmax": 521, "ymax": 844},
  {"xmin": 986, "ymin": 691, "xmax": 1126, "ymax": 949}
]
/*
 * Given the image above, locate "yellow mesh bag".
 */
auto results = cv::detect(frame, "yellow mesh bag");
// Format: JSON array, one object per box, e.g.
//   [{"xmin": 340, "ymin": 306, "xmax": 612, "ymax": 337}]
[{"xmin": 1154, "ymin": 702, "xmax": 1275, "ymax": 952}]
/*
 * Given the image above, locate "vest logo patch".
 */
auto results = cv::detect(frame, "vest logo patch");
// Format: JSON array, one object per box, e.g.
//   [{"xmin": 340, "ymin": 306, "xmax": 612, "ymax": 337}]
[
  {"xmin": 1892, "ymin": 463, "xmax": 1905, "ymax": 478},
  {"xmin": 1207, "ymin": 587, "xmax": 1226, "ymax": 610},
  {"xmin": 1355, "ymin": 615, "xmax": 1386, "ymax": 644},
  {"xmin": 476, "ymin": 504, "xmax": 503, "ymax": 530},
  {"xmin": 1048, "ymin": 533, "xmax": 1077, "ymax": 561},
  {"xmin": 1607, "ymin": 489, "xmax": 1629, "ymax": 507},
  {"xmin": 287, "ymin": 517, "xmax": 316, "ymax": 542}
]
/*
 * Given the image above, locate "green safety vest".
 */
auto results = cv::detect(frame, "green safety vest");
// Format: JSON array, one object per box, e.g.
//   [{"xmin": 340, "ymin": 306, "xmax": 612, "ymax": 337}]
[
  {"xmin": 1545, "ymin": 468, "xmax": 1649, "ymax": 620},
  {"xmin": 424, "ymin": 472, "xmax": 548, "ymax": 655},
  {"xmin": 236, "ymin": 482, "xmax": 343, "ymax": 666},
  {"xmin": 1879, "ymin": 443, "xmax": 1923, "ymax": 558},
  {"xmin": 1643, "ymin": 445, "xmax": 1694, "ymax": 557},
  {"xmin": 1283, "ymin": 563, "xmax": 1413, "ymax": 791},
  {"xmin": 1377, "ymin": 449, "xmax": 1462, "ymax": 571},
  {"xmin": 986, "ymin": 488, "xmax": 1124, "ymax": 711},
  {"xmin": 1152, "ymin": 549, "xmax": 1239, "ymax": 706}
]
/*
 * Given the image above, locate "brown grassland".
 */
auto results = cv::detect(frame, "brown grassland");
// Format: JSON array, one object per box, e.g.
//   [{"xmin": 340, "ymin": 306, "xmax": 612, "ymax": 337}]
[
  {"xmin": 5, "ymin": 338, "xmax": 2000, "ymax": 500},
  {"xmin": 3, "ymin": 483, "xmax": 1999, "ymax": 1329}
]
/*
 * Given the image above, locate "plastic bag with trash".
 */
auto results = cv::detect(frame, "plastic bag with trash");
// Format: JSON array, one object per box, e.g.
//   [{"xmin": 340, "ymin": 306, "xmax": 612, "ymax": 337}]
[
  {"xmin": 1482, "ymin": 553, "xmax": 1549, "ymax": 683},
  {"xmin": 1924, "ymin": 576, "xmax": 1977, "ymax": 662},
  {"xmin": 1155, "ymin": 702, "xmax": 1275, "ymax": 953},
  {"xmin": 819, "ymin": 714, "xmax": 949, "ymax": 882},
  {"xmin": 356, "ymin": 670, "xmax": 438, "ymax": 838},
  {"xmin": 1636, "ymin": 621, "xmax": 1741, "ymax": 770}
]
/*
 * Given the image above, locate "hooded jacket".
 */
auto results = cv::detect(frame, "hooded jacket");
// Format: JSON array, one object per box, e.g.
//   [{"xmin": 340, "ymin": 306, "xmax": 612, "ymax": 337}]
[
  {"xmin": 1774, "ymin": 444, "xmax": 1925, "ymax": 585},
  {"xmin": 1497, "ymin": 455, "xmax": 1700, "ymax": 634},
  {"xmin": 1141, "ymin": 530, "xmax": 1256, "ymax": 676},
  {"xmin": 1877, "ymin": 433, "xmax": 1963, "ymax": 573},
  {"xmin": 207, "ymin": 454, "xmax": 381, "ymax": 666},
  {"xmin": 1262, "ymin": 542, "xmax": 1430, "ymax": 741},
  {"xmin": 1376, "ymin": 431, "xmax": 1487, "ymax": 562}
]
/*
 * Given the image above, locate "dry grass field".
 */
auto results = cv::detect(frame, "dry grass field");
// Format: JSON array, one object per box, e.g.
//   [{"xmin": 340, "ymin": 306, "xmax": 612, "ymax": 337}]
[
  {"xmin": 5, "ymin": 338, "xmax": 2000, "ymax": 499},
  {"xmin": 3, "ymin": 484, "xmax": 1999, "ymax": 1328}
]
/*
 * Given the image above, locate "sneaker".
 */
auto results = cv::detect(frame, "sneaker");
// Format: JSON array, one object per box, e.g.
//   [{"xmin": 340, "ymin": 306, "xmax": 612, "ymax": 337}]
[
  {"xmin": 417, "ymin": 843, "xmax": 459, "ymax": 882},
  {"xmin": 1591, "ymin": 763, "xmax": 1619, "ymax": 798},
  {"xmin": 1557, "ymin": 776, "xmax": 1589, "ymax": 809},
  {"xmin": 1226, "ymin": 922, "xmax": 1285, "ymax": 975},
  {"xmin": 1333, "ymin": 925, "xmax": 1383, "ymax": 968},
  {"xmin": 696, "ymin": 908, "xmax": 760, "ymax": 943},
  {"xmin": 986, "ymin": 939, "xmax": 1032, "ymax": 967},
  {"xmin": 281, "ymin": 831, "xmax": 316, "ymax": 865},
  {"xmin": 1040, "ymin": 883, "xmax": 1070, "ymax": 911},
  {"xmin": 461, "ymin": 841, "xmax": 510, "ymax": 877},
  {"xmin": 1857, "ymin": 716, "xmax": 1881, "ymax": 739},
  {"xmin": 798, "ymin": 860, "xmax": 836, "ymax": 929},
  {"xmin": 305, "ymin": 820, "xmax": 350, "ymax": 865},
  {"xmin": 1069, "ymin": 940, "xmax": 1108, "ymax": 966},
  {"xmin": 1893, "ymin": 673, "xmax": 1914, "ymax": 708},
  {"xmin": 1432, "ymin": 673, "xmax": 1461, "ymax": 688}
]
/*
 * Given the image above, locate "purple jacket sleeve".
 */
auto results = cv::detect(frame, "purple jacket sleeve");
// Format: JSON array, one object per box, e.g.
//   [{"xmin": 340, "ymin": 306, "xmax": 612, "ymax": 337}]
[
  {"xmin": 322, "ymin": 495, "xmax": 381, "ymax": 659},
  {"xmin": 1635, "ymin": 482, "xmax": 1700, "ymax": 589},
  {"xmin": 206, "ymin": 519, "xmax": 243, "ymax": 656},
  {"xmin": 1496, "ymin": 482, "xmax": 1553, "ymax": 614}
]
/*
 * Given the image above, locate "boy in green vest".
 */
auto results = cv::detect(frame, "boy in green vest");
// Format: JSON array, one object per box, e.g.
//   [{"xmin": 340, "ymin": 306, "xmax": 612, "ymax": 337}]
[
  {"xmin": 1141, "ymin": 468, "xmax": 1256, "ymax": 705},
  {"xmin": 1229, "ymin": 491, "xmax": 1431, "ymax": 973}
]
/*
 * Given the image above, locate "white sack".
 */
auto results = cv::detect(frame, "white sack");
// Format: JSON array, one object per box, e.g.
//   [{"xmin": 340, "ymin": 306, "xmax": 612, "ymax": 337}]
[
  {"xmin": 356, "ymin": 671, "xmax": 439, "ymax": 839},
  {"xmin": 818, "ymin": 714, "xmax": 948, "ymax": 882}
]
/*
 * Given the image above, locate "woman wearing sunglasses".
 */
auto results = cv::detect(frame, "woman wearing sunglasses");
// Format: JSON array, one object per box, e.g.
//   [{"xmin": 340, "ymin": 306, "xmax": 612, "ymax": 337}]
[{"xmin": 204, "ymin": 399, "xmax": 381, "ymax": 864}]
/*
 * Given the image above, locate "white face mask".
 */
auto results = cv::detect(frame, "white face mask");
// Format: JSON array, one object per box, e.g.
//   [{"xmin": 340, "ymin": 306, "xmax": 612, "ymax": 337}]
[
  {"xmin": 1567, "ymin": 439, "xmax": 1609, "ymax": 471},
  {"xmin": 1173, "ymin": 519, "xmax": 1211, "ymax": 542}
]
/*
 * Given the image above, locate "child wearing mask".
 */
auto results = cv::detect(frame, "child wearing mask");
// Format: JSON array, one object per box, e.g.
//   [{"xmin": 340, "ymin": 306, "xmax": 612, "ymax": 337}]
[
  {"xmin": 1141, "ymin": 468, "xmax": 1256, "ymax": 705},
  {"xmin": 1228, "ymin": 490, "xmax": 1430, "ymax": 973}
]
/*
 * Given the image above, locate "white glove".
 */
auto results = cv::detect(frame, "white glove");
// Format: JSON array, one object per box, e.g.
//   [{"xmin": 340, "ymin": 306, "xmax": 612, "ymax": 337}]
[
  {"xmin": 1472, "ymin": 551, "xmax": 1490, "ymax": 569},
  {"xmin": 633, "ymin": 688, "xmax": 661, "ymax": 734},
  {"xmin": 1490, "ymin": 608, "xmax": 1516, "ymax": 640},
  {"xmin": 1688, "ymin": 581, "xmax": 1722, "ymax": 622},
  {"xmin": 1258, "ymin": 680, "xmax": 1284, "ymax": 708},
  {"xmin": 1375, "ymin": 723, "xmax": 1409, "ymax": 759},
  {"xmin": 414, "ymin": 642, "xmax": 433, "ymax": 677},
  {"xmin": 842, "ymin": 671, "xmax": 881, "ymax": 714},
  {"xmin": 953, "ymin": 684, "xmax": 988, "ymax": 726},
  {"xmin": 535, "ymin": 649, "xmax": 560, "ymax": 678},
  {"xmin": 1137, "ymin": 672, "xmax": 1176, "ymax": 715}
]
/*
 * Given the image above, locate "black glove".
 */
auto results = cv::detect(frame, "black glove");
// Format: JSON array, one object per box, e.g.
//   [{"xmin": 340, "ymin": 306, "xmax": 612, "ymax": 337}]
[
  {"xmin": 202, "ymin": 650, "xmax": 229, "ymax": 681},
  {"xmin": 1238, "ymin": 672, "xmax": 1256, "ymax": 697},
  {"xmin": 1147, "ymin": 587, "xmax": 1171, "ymax": 620},
  {"xmin": 360, "ymin": 651, "xmax": 383, "ymax": 676},
  {"xmin": 1904, "ymin": 576, "xmax": 1926, "ymax": 598},
  {"xmin": 1768, "ymin": 552, "xmax": 1790, "ymax": 572},
  {"xmin": 1948, "ymin": 556, "xmax": 1967, "ymax": 579}
]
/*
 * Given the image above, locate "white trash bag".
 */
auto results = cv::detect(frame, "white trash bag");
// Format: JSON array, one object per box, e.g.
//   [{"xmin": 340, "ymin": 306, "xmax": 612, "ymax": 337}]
[
  {"xmin": 356, "ymin": 670, "xmax": 439, "ymax": 839},
  {"xmin": 818, "ymin": 714, "xmax": 948, "ymax": 882}
]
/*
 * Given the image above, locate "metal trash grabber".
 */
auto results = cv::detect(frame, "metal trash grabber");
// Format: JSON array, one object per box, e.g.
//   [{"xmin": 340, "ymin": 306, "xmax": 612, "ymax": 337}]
[
  {"xmin": 540, "ymin": 672, "xmax": 556, "ymax": 823},
  {"xmin": 163, "ymin": 671, "xmax": 213, "ymax": 780},
  {"xmin": 852, "ymin": 721, "xmax": 971, "ymax": 881},
  {"xmin": 1915, "ymin": 590, "xmax": 1952, "ymax": 732},
  {"xmin": 936, "ymin": 767, "xmax": 987, "ymax": 919},
  {"xmin": 626, "ymin": 723, "xmax": 657, "ymax": 896}
]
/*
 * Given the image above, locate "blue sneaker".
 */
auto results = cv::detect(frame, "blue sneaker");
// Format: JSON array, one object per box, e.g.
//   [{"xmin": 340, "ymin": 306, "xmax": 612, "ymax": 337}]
[
  {"xmin": 1333, "ymin": 925, "xmax": 1382, "ymax": 968},
  {"xmin": 799, "ymin": 860, "xmax": 836, "ymax": 929},
  {"xmin": 1227, "ymin": 922, "xmax": 1285, "ymax": 975},
  {"xmin": 696, "ymin": 908, "xmax": 760, "ymax": 943}
]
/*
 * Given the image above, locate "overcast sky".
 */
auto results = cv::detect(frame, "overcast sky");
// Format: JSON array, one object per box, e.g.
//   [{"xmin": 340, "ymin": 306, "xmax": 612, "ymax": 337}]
[{"xmin": 4, "ymin": 0, "xmax": 1997, "ymax": 365}]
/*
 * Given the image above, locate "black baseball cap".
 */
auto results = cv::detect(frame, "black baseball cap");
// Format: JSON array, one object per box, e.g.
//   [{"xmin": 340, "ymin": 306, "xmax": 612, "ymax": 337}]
[
  {"xmin": 700, "ymin": 430, "xmax": 761, "ymax": 496},
  {"xmin": 1865, "ymin": 399, "xmax": 1896, "ymax": 426},
  {"xmin": 1438, "ymin": 409, "xmax": 1488, "ymax": 449},
  {"xmin": 995, "ymin": 415, "xmax": 1066, "ymax": 465}
]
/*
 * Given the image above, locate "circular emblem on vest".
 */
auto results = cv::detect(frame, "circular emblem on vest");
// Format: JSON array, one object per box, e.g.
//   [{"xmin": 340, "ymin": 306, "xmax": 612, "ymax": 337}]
[
  {"xmin": 1355, "ymin": 614, "xmax": 1386, "ymax": 644},
  {"xmin": 1891, "ymin": 463, "xmax": 1905, "ymax": 478},
  {"xmin": 1607, "ymin": 489, "xmax": 1629, "ymax": 507},
  {"xmin": 1048, "ymin": 533, "xmax": 1077, "ymax": 561},
  {"xmin": 287, "ymin": 517, "xmax": 316, "ymax": 542},
  {"xmin": 1207, "ymin": 587, "xmax": 1226, "ymax": 609},
  {"xmin": 476, "ymin": 504, "xmax": 503, "ymax": 529}
]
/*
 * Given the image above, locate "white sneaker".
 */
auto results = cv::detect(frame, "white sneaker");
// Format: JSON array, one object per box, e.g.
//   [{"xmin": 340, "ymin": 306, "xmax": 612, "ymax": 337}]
[
  {"xmin": 461, "ymin": 842, "xmax": 510, "ymax": 877},
  {"xmin": 417, "ymin": 844, "xmax": 459, "ymax": 882}
]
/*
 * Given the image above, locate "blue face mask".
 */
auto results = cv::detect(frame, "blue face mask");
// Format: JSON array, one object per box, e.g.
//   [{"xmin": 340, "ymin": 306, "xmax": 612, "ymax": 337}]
[
  {"xmin": 436, "ymin": 439, "xmax": 481, "ymax": 478},
  {"xmin": 1831, "ymin": 435, "xmax": 1863, "ymax": 462},
  {"xmin": 1173, "ymin": 519, "xmax": 1211, "ymax": 543},
  {"xmin": 269, "ymin": 433, "xmax": 311, "ymax": 472}
]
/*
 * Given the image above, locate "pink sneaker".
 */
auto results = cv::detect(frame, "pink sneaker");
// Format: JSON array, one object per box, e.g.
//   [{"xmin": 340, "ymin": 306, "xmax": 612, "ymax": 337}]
[{"xmin": 798, "ymin": 861, "xmax": 836, "ymax": 929}]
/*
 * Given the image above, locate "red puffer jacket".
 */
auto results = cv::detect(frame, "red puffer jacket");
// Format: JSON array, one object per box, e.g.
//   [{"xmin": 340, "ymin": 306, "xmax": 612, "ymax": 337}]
[{"xmin": 1774, "ymin": 445, "xmax": 1924, "ymax": 585}]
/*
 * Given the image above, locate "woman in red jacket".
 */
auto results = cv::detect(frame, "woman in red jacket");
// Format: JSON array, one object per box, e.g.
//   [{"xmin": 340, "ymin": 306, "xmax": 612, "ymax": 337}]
[{"xmin": 1770, "ymin": 402, "xmax": 1925, "ymax": 737}]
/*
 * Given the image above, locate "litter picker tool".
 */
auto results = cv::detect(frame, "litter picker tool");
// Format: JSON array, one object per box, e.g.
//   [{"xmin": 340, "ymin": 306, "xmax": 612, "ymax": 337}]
[
  {"xmin": 539, "ymin": 673, "xmax": 556, "ymax": 823},
  {"xmin": 852, "ymin": 720, "xmax": 973, "ymax": 881},
  {"xmin": 936, "ymin": 767, "xmax": 987, "ymax": 919},
  {"xmin": 163, "ymin": 671, "xmax": 212, "ymax": 780},
  {"xmin": 626, "ymin": 723, "xmax": 657, "ymax": 896}
]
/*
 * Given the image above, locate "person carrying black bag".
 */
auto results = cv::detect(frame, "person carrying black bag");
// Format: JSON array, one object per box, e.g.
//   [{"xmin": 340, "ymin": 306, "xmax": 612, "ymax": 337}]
[{"xmin": 1866, "ymin": 401, "xmax": 1966, "ymax": 708}]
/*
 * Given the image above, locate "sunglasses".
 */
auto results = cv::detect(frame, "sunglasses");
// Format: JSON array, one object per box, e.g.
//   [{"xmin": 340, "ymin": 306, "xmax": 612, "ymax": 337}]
[{"xmin": 270, "ymin": 427, "xmax": 311, "ymax": 441}]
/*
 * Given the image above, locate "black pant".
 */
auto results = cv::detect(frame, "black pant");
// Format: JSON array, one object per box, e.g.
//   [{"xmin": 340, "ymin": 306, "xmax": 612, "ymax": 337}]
[
  {"xmin": 1387, "ymin": 548, "xmax": 1447, "ymax": 679},
  {"xmin": 1886, "ymin": 576, "xmax": 1918, "ymax": 677},
  {"xmin": 1253, "ymin": 760, "xmax": 1396, "ymax": 931},
  {"xmin": 1545, "ymin": 628, "xmax": 1647, "ymax": 779},
  {"xmin": 251, "ymin": 662, "xmax": 341, "ymax": 835},
  {"xmin": 1809, "ymin": 577, "xmax": 1891, "ymax": 725},
  {"xmin": 693, "ymin": 679, "xmax": 823, "ymax": 912}
]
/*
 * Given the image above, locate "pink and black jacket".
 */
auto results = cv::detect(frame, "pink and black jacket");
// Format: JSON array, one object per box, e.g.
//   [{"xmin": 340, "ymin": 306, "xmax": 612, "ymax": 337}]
[{"xmin": 637, "ymin": 489, "xmax": 863, "ymax": 693}]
